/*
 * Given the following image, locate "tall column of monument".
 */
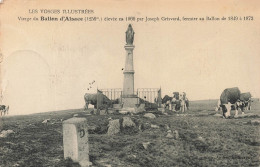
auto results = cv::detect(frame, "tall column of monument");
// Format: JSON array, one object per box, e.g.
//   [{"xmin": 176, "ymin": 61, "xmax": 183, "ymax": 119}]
[
  {"xmin": 123, "ymin": 45, "xmax": 135, "ymax": 96},
  {"xmin": 123, "ymin": 24, "xmax": 135, "ymax": 97}
]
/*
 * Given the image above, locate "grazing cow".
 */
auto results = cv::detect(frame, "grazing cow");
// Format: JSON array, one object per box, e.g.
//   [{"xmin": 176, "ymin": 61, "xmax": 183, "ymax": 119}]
[
  {"xmin": 239, "ymin": 92, "xmax": 252, "ymax": 111},
  {"xmin": 162, "ymin": 95, "xmax": 172, "ymax": 109},
  {"xmin": 0, "ymin": 105, "xmax": 9, "ymax": 116},
  {"xmin": 162, "ymin": 95, "xmax": 172, "ymax": 104},
  {"xmin": 215, "ymin": 87, "xmax": 241, "ymax": 118},
  {"xmin": 84, "ymin": 93, "xmax": 111, "ymax": 110}
]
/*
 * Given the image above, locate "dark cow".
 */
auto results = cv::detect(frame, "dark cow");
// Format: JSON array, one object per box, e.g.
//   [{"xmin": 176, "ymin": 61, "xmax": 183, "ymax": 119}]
[
  {"xmin": 240, "ymin": 92, "xmax": 252, "ymax": 110},
  {"xmin": 215, "ymin": 87, "xmax": 241, "ymax": 118},
  {"xmin": 162, "ymin": 95, "xmax": 172, "ymax": 104},
  {"xmin": 0, "ymin": 105, "xmax": 9, "ymax": 116},
  {"xmin": 84, "ymin": 93, "xmax": 111, "ymax": 110},
  {"xmin": 162, "ymin": 95, "xmax": 175, "ymax": 110}
]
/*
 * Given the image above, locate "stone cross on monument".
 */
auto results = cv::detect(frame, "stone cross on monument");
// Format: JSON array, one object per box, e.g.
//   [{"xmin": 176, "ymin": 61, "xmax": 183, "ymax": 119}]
[{"xmin": 121, "ymin": 24, "xmax": 139, "ymax": 107}]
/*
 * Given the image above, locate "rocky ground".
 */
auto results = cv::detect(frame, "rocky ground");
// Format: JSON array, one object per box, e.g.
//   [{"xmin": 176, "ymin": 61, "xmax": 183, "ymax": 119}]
[{"xmin": 0, "ymin": 100, "xmax": 260, "ymax": 167}]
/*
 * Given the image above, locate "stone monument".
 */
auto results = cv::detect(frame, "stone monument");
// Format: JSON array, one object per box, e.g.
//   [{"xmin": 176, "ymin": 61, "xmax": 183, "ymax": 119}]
[
  {"xmin": 63, "ymin": 117, "xmax": 91, "ymax": 167},
  {"xmin": 121, "ymin": 24, "xmax": 139, "ymax": 108}
]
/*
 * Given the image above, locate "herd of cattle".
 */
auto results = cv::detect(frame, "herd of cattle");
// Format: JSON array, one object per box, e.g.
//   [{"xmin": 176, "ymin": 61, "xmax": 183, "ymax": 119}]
[
  {"xmin": 161, "ymin": 87, "xmax": 252, "ymax": 118},
  {"xmin": 0, "ymin": 87, "xmax": 253, "ymax": 118},
  {"xmin": 84, "ymin": 87, "xmax": 253, "ymax": 119},
  {"xmin": 83, "ymin": 91, "xmax": 190, "ymax": 112},
  {"xmin": 162, "ymin": 92, "xmax": 189, "ymax": 112}
]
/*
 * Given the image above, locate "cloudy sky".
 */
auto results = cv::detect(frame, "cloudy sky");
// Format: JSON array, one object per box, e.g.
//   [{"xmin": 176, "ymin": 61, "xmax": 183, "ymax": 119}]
[{"xmin": 0, "ymin": 0, "xmax": 259, "ymax": 115}]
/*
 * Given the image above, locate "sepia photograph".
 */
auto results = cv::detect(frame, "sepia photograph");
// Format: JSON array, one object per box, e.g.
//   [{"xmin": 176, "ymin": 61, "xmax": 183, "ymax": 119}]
[{"xmin": 0, "ymin": 0, "xmax": 260, "ymax": 166}]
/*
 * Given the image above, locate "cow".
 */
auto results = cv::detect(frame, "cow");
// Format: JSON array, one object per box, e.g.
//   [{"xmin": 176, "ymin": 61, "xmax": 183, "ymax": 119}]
[
  {"xmin": 0, "ymin": 105, "xmax": 9, "ymax": 116},
  {"xmin": 239, "ymin": 92, "xmax": 252, "ymax": 111},
  {"xmin": 162, "ymin": 95, "xmax": 172, "ymax": 104},
  {"xmin": 84, "ymin": 93, "xmax": 112, "ymax": 110},
  {"xmin": 162, "ymin": 95, "xmax": 172, "ymax": 109},
  {"xmin": 215, "ymin": 87, "xmax": 242, "ymax": 118}
]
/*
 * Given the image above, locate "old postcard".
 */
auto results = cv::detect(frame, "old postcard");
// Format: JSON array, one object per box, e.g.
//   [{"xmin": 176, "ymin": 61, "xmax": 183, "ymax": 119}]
[{"xmin": 0, "ymin": 0, "xmax": 259, "ymax": 166}]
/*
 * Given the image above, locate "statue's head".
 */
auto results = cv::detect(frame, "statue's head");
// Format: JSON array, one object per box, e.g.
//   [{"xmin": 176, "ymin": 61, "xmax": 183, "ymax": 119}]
[{"xmin": 127, "ymin": 24, "xmax": 133, "ymax": 32}]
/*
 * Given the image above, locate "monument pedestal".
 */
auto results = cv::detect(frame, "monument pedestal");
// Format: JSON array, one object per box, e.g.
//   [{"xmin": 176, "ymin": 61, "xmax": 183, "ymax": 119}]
[{"xmin": 121, "ymin": 95, "xmax": 139, "ymax": 108}]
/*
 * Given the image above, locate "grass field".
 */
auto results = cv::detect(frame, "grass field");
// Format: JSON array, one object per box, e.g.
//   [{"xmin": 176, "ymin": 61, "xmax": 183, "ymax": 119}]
[{"xmin": 0, "ymin": 99, "xmax": 259, "ymax": 167}]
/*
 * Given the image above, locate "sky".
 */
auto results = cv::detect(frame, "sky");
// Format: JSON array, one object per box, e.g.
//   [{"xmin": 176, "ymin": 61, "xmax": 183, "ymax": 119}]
[{"xmin": 0, "ymin": 0, "xmax": 260, "ymax": 115}]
